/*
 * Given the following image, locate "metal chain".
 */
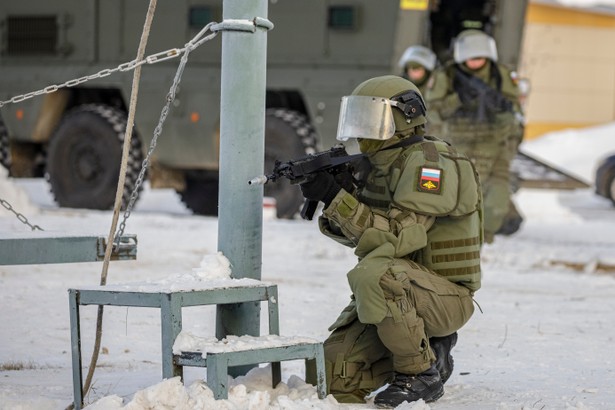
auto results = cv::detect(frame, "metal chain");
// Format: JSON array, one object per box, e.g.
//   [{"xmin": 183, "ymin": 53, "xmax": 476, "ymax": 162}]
[
  {"xmin": 114, "ymin": 22, "xmax": 219, "ymax": 243},
  {"xmin": 0, "ymin": 198, "xmax": 43, "ymax": 231},
  {"xmin": 0, "ymin": 22, "xmax": 217, "ymax": 109},
  {"xmin": 0, "ymin": 17, "xmax": 272, "ymax": 239},
  {"xmin": 0, "ymin": 23, "xmax": 217, "ymax": 241}
]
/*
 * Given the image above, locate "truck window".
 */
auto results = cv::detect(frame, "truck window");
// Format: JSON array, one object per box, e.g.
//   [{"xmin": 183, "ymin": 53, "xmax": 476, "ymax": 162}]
[
  {"xmin": 6, "ymin": 15, "xmax": 57, "ymax": 56},
  {"xmin": 328, "ymin": 6, "xmax": 358, "ymax": 30}
]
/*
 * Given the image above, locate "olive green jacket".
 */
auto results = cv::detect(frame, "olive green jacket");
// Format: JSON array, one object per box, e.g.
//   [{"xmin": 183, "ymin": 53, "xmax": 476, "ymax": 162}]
[
  {"xmin": 425, "ymin": 62, "xmax": 524, "ymax": 144},
  {"xmin": 319, "ymin": 136, "xmax": 483, "ymax": 323}
]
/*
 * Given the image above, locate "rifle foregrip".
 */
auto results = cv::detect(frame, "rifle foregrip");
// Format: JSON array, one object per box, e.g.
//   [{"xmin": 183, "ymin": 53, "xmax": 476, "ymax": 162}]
[{"xmin": 300, "ymin": 200, "xmax": 319, "ymax": 220}]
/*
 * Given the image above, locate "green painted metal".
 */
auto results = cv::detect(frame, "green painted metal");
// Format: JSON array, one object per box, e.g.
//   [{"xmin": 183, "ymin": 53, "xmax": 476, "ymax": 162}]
[
  {"xmin": 175, "ymin": 342, "xmax": 327, "ymax": 400},
  {"xmin": 216, "ymin": 0, "xmax": 268, "ymax": 356},
  {"xmin": 68, "ymin": 283, "xmax": 279, "ymax": 410},
  {"xmin": 0, "ymin": 233, "xmax": 136, "ymax": 265},
  {"xmin": 68, "ymin": 289, "xmax": 83, "ymax": 410}
]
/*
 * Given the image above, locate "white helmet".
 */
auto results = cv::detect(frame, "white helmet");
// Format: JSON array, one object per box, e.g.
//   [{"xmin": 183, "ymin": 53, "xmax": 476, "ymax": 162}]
[
  {"xmin": 398, "ymin": 45, "xmax": 437, "ymax": 71},
  {"xmin": 453, "ymin": 29, "xmax": 498, "ymax": 63}
]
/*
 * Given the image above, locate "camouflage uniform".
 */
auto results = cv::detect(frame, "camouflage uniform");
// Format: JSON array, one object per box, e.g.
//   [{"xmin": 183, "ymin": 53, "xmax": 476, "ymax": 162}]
[
  {"xmin": 305, "ymin": 76, "xmax": 483, "ymax": 403},
  {"xmin": 425, "ymin": 31, "xmax": 524, "ymax": 243}
]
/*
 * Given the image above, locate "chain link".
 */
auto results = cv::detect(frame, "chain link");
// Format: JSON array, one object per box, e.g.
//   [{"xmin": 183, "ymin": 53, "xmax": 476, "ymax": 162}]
[
  {"xmin": 114, "ymin": 23, "xmax": 219, "ymax": 244},
  {"xmin": 0, "ymin": 198, "xmax": 43, "ymax": 231},
  {"xmin": 0, "ymin": 22, "xmax": 218, "ymax": 109},
  {"xmin": 0, "ymin": 19, "xmax": 264, "ymax": 240},
  {"xmin": 0, "ymin": 21, "xmax": 220, "ymax": 238},
  {"xmin": 0, "ymin": 23, "xmax": 218, "ymax": 238}
]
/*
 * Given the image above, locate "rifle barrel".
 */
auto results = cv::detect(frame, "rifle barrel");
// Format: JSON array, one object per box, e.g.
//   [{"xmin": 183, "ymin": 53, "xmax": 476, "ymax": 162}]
[{"xmin": 248, "ymin": 175, "xmax": 269, "ymax": 185}]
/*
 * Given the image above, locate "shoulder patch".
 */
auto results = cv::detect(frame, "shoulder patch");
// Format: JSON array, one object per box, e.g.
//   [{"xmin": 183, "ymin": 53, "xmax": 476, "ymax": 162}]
[{"xmin": 417, "ymin": 166, "xmax": 442, "ymax": 194}]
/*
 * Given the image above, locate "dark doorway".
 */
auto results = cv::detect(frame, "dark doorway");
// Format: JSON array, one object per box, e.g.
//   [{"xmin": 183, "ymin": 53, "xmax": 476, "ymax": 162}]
[{"xmin": 429, "ymin": 0, "xmax": 496, "ymax": 64}]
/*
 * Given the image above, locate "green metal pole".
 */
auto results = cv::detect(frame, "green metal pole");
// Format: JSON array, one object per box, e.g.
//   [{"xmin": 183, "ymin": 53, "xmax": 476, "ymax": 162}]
[{"xmin": 216, "ymin": 0, "xmax": 268, "ymax": 354}]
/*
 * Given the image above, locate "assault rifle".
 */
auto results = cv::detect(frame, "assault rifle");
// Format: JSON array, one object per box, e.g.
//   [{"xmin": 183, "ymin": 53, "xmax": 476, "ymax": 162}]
[
  {"xmin": 453, "ymin": 66, "xmax": 513, "ymax": 122},
  {"xmin": 248, "ymin": 144, "xmax": 365, "ymax": 220}
]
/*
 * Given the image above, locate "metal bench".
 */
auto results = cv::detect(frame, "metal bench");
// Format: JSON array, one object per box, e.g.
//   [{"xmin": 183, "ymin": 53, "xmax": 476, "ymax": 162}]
[
  {"xmin": 175, "ymin": 335, "xmax": 325, "ymax": 399},
  {"xmin": 68, "ymin": 279, "xmax": 325, "ymax": 409}
]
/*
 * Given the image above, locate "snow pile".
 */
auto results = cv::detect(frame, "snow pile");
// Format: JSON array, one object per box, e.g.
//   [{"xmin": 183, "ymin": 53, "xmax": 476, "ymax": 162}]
[
  {"xmin": 84, "ymin": 369, "xmax": 343, "ymax": 410},
  {"xmin": 191, "ymin": 251, "xmax": 232, "ymax": 279},
  {"xmin": 521, "ymin": 122, "xmax": 615, "ymax": 183},
  {"xmin": 74, "ymin": 252, "xmax": 272, "ymax": 293},
  {"xmin": 173, "ymin": 333, "xmax": 320, "ymax": 355}
]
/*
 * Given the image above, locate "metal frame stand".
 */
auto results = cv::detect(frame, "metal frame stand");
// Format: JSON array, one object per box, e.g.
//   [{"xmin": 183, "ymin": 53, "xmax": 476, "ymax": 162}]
[
  {"xmin": 68, "ymin": 283, "xmax": 325, "ymax": 409},
  {"xmin": 0, "ymin": 233, "xmax": 136, "ymax": 265}
]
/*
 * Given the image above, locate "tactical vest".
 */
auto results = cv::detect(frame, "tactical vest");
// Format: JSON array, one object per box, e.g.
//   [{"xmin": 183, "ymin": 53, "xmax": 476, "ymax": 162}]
[
  {"xmin": 427, "ymin": 62, "xmax": 519, "ymax": 145},
  {"xmin": 358, "ymin": 137, "xmax": 483, "ymax": 291}
]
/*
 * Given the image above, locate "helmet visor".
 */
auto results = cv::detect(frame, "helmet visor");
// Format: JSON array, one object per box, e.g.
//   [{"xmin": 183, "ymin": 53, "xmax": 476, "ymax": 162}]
[{"xmin": 336, "ymin": 96, "xmax": 396, "ymax": 141}]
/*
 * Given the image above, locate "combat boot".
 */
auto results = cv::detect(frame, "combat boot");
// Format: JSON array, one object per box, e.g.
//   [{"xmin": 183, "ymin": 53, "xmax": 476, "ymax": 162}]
[
  {"xmin": 429, "ymin": 332, "xmax": 458, "ymax": 384},
  {"xmin": 373, "ymin": 365, "xmax": 444, "ymax": 408}
]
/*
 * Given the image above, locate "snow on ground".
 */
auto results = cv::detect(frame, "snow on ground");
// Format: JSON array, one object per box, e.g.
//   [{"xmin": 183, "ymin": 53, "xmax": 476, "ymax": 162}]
[
  {"xmin": 520, "ymin": 121, "xmax": 615, "ymax": 184},
  {"xmin": 1, "ymin": 124, "xmax": 615, "ymax": 409}
]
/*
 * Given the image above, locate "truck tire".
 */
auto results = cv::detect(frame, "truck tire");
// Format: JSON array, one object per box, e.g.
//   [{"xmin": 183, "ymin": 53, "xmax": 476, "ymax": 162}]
[
  {"xmin": 46, "ymin": 104, "xmax": 144, "ymax": 210},
  {"xmin": 264, "ymin": 108, "xmax": 318, "ymax": 219},
  {"xmin": 0, "ymin": 114, "xmax": 10, "ymax": 172},
  {"xmin": 179, "ymin": 109, "xmax": 318, "ymax": 219},
  {"xmin": 178, "ymin": 175, "xmax": 219, "ymax": 216}
]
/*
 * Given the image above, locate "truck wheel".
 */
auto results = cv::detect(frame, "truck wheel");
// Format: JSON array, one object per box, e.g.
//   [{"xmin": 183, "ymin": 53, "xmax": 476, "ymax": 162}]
[
  {"xmin": 46, "ymin": 104, "xmax": 144, "ymax": 210},
  {"xmin": 178, "ymin": 176, "xmax": 219, "ymax": 216},
  {"xmin": 178, "ymin": 109, "xmax": 318, "ymax": 218},
  {"xmin": 264, "ymin": 108, "xmax": 318, "ymax": 219},
  {"xmin": 0, "ymin": 114, "xmax": 10, "ymax": 172}
]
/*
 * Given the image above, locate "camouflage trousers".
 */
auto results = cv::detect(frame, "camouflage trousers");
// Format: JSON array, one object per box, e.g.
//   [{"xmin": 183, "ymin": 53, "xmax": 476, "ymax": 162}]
[
  {"xmin": 323, "ymin": 260, "xmax": 474, "ymax": 403},
  {"xmin": 449, "ymin": 136, "xmax": 511, "ymax": 243}
]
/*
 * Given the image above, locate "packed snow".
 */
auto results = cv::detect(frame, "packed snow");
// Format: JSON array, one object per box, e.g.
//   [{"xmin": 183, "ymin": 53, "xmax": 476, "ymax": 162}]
[
  {"xmin": 3, "ymin": 1, "xmax": 615, "ymax": 408},
  {"xmin": 1, "ymin": 119, "xmax": 615, "ymax": 409}
]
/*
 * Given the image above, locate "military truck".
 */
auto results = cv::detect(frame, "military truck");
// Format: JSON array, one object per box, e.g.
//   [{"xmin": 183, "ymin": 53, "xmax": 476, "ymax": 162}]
[{"xmin": 0, "ymin": 0, "xmax": 529, "ymax": 218}]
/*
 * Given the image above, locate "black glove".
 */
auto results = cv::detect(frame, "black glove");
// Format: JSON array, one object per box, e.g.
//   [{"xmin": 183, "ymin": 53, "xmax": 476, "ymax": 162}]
[
  {"xmin": 299, "ymin": 171, "xmax": 341, "ymax": 207},
  {"xmin": 334, "ymin": 169, "xmax": 355, "ymax": 193}
]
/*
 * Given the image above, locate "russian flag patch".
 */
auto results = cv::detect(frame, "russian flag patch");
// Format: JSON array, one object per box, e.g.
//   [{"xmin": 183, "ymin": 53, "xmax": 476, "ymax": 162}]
[{"xmin": 418, "ymin": 167, "xmax": 442, "ymax": 194}]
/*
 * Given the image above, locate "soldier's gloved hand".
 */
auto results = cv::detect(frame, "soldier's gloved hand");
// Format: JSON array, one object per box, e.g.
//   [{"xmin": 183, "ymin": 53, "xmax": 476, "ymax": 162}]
[
  {"xmin": 300, "ymin": 171, "xmax": 341, "ymax": 207},
  {"xmin": 334, "ymin": 170, "xmax": 355, "ymax": 193}
]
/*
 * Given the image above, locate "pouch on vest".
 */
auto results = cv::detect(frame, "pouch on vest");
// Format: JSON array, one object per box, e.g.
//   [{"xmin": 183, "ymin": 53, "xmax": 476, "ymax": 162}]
[{"xmin": 393, "ymin": 140, "xmax": 480, "ymax": 217}]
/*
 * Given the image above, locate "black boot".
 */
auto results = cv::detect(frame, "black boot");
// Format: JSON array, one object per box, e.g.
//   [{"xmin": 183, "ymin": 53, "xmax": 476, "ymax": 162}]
[
  {"xmin": 430, "ymin": 332, "xmax": 458, "ymax": 384},
  {"xmin": 373, "ymin": 365, "xmax": 444, "ymax": 408}
]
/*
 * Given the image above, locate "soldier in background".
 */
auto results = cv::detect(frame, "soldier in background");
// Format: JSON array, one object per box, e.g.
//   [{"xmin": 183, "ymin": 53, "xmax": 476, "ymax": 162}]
[
  {"xmin": 398, "ymin": 45, "xmax": 437, "ymax": 95},
  {"xmin": 425, "ymin": 29, "xmax": 525, "ymax": 243}
]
